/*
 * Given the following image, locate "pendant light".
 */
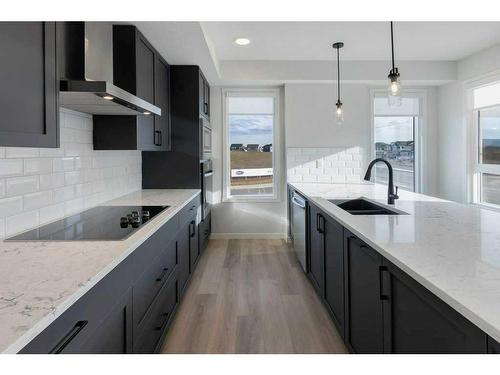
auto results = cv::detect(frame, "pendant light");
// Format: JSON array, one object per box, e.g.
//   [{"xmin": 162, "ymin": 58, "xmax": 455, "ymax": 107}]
[
  {"xmin": 332, "ymin": 42, "xmax": 344, "ymax": 124},
  {"xmin": 388, "ymin": 21, "xmax": 402, "ymax": 107}
]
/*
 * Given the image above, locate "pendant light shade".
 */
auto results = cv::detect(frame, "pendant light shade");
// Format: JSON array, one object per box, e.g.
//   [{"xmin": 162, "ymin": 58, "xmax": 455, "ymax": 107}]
[
  {"xmin": 333, "ymin": 42, "xmax": 344, "ymax": 125},
  {"xmin": 388, "ymin": 21, "xmax": 402, "ymax": 107}
]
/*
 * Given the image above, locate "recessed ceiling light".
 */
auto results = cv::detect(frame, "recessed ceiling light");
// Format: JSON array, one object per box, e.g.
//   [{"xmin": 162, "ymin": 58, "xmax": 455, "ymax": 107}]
[
  {"xmin": 234, "ymin": 37, "xmax": 251, "ymax": 46},
  {"xmin": 143, "ymin": 111, "xmax": 151, "ymax": 115},
  {"xmin": 102, "ymin": 95, "xmax": 114, "ymax": 100}
]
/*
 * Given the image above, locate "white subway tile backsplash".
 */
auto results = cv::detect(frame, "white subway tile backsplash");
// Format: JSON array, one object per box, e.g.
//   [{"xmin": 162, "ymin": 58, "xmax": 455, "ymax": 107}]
[
  {"xmin": 0, "ymin": 109, "xmax": 141, "ymax": 238},
  {"xmin": 0, "ymin": 197, "xmax": 23, "ymax": 218},
  {"xmin": 287, "ymin": 147, "xmax": 365, "ymax": 185},
  {"xmin": 24, "ymin": 158, "xmax": 53, "ymax": 175},
  {"xmin": 5, "ymin": 210, "xmax": 39, "ymax": 236},
  {"xmin": 23, "ymin": 190, "xmax": 53, "ymax": 211},
  {"xmin": 39, "ymin": 173, "xmax": 65, "ymax": 190},
  {"xmin": 6, "ymin": 176, "xmax": 39, "ymax": 197},
  {"xmin": 0, "ymin": 159, "xmax": 23, "ymax": 177}
]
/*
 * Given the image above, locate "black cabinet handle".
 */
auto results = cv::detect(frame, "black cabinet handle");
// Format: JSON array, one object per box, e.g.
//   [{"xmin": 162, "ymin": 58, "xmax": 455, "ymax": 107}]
[
  {"xmin": 317, "ymin": 214, "xmax": 324, "ymax": 234},
  {"xmin": 154, "ymin": 130, "xmax": 161, "ymax": 146},
  {"xmin": 156, "ymin": 267, "xmax": 169, "ymax": 282},
  {"xmin": 379, "ymin": 266, "xmax": 389, "ymax": 301},
  {"xmin": 189, "ymin": 220, "xmax": 196, "ymax": 237},
  {"xmin": 159, "ymin": 131, "xmax": 162, "ymax": 146},
  {"xmin": 154, "ymin": 312, "xmax": 170, "ymax": 331},
  {"xmin": 49, "ymin": 320, "xmax": 88, "ymax": 354},
  {"xmin": 204, "ymin": 102, "xmax": 208, "ymax": 115}
]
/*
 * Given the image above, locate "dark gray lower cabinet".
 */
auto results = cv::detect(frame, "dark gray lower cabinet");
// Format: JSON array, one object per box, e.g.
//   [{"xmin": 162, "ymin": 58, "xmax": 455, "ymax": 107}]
[
  {"xmin": 344, "ymin": 232, "xmax": 384, "ymax": 353},
  {"xmin": 308, "ymin": 204, "xmax": 324, "ymax": 295},
  {"xmin": 323, "ymin": 216, "xmax": 344, "ymax": 335},
  {"xmin": 383, "ymin": 260, "xmax": 487, "ymax": 353},
  {"xmin": 20, "ymin": 194, "xmax": 202, "ymax": 354},
  {"xmin": 488, "ymin": 336, "xmax": 500, "ymax": 353}
]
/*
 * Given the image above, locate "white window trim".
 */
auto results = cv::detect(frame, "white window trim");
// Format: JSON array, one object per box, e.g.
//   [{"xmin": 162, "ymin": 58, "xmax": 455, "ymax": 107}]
[
  {"xmin": 369, "ymin": 88, "xmax": 426, "ymax": 193},
  {"xmin": 466, "ymin": 74, "xmax": 500, "ymax": 208},
  {"xmin": 221, "ymin": 88, "xmax": 282, "ymax": 203}
]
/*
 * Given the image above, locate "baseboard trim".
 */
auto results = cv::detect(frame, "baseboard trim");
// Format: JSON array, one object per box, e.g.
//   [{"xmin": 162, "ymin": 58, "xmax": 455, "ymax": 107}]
[{"xmin": 210, "ymin": 233, "xmax": 287, "ymax": 240}]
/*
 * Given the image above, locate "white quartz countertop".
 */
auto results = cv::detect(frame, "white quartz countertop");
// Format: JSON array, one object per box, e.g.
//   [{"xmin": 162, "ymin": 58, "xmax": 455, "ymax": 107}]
[
  {"xmin": 0, "ymin": 189, "xmax": 200, "ymax": 353},
  {"xmin": 289, "ymin": 182, "xmax": 500, "ymax": 343}
]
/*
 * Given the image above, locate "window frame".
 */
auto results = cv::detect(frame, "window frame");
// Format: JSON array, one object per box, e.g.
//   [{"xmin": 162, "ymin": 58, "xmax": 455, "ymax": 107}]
[
  {"xmin": 222, "ymin": 88, "xmax": 281, "ymax": 203},
  {"xmin": 369, "ymin": 89, "xmax": 425, "ymax": 193}
]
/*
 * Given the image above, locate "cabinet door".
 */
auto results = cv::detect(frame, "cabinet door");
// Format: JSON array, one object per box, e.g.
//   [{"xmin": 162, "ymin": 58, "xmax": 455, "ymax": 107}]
[
  {"xmin": 324, "ymin": 216, "xmax": 344, "ymax": 335},
  {"xmin": 488, "ymin": 336, "xmax": 500, "ymax": 354},
  {"xmin": 0, "ymin": 22, "xmax": 58, "ymax": 147},
  {"xmin": 154, "ymin": 56, "xmax": 171, "ymax": 151},
  {"xmin": 308, "ymin": 204, "xmax": 324, "ymax": 296},
  {"xmin": 199, "ymin": 71, "xmax": 205, "ymax": 117},
  {"xmin": 344, "ymin": 233, "xmax": 384, "ymax": 353},
  {"xmin": 204, "ymin": 79, "xmax": 210, "ymax": 120},
  {"xmin": 76, "ymin": 288, "xmax": 133, "ymax": 354},
  {"xmin": 383, "ymin": 260, "xmax": 487, "ymax": 353},
  {"xmin": 178, "ymin": 224, "xmax": 191, "ymax": 295},
  {"xmin": 189, "ymin": 219, "xmax": 200, "ymax": 271}
]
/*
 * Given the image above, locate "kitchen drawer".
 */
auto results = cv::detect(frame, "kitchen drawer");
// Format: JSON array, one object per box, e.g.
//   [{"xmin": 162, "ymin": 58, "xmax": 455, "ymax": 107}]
[
  {"xmin": 133, "ymin": 274, "xmax": 179, "ymax": 353},
  {"xmin": 133, "ymin": 239, "xmax": 177, "ymax": 328},
  {"xmin": 128, "ymin": 214, "xmax": 178, "ymax": 278},
  {"xmin": 20, "ymin": 257, "xmax": 134, "ymax": 353},
  {"xmin": 178, "ymin": 195, "xmax": 200, "ymax": 226}
]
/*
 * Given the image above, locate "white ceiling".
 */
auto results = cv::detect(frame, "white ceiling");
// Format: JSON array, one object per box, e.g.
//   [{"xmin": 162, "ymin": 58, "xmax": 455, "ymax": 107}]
[{"xmin": 201, "ymin": 22, "xmax": 500, "ymax": 62}]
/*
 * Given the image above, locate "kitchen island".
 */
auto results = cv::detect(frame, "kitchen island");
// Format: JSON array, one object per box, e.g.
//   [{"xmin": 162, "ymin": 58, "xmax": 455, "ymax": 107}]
[{"xmin": 289, "ymin": 182, "xmax": 500, "ymax": 352}]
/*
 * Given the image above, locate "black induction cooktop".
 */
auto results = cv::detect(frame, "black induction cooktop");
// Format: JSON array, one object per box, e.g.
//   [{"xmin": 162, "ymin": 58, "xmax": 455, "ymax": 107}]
[{"xmin": 5, "ymin": 205, "xmax": 169, "ymax": 241}]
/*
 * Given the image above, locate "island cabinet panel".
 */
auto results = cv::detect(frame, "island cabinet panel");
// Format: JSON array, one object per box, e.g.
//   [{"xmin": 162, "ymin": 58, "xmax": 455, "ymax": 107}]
[
  {"xmin": 323, "ymin": 216, "xmax": 345, "ymax": 336},
  {"xmin": 382, "ymin": 260, "xmax": 487, "ymax": 354},
  {"xmin": 0, "ymin": 22, "xmax": 59, "ymax": 148},
  {"xmin": 308, "ymin": 203, "xmax": 324, "ymax": 296},
  {"xmin": 488, "ymin": 336, "xmax": 500, "ymax": 353},
  {"xmin": 343, "ymin": 231, "xmax": 384, "ymax": 353}
]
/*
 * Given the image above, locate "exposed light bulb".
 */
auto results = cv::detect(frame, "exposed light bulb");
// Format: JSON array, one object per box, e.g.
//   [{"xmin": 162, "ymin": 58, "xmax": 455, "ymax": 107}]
[
  {"xmin": 388, "ymin": 68, "xmax": 402, "ymax": 107},
  {"xmin": 336, "ymin": 102, "xmax": 343, "ymax": 125}
]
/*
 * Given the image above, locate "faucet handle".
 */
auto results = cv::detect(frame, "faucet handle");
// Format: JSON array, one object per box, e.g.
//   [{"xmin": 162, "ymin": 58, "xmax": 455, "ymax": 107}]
[{"xmin": 394, "ymin": 186, "xmax": 399, "ymax": 199}]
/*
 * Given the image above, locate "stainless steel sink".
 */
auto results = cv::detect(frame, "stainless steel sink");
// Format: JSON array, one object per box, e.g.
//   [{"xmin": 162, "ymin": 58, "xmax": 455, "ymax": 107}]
[{"xmin": 328, "ymin": 198, "xmax": 406, "ymax": 215}]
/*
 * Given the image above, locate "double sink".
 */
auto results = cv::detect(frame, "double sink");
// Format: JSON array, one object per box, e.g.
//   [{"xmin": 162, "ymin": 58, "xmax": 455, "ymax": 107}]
[{"xmin": 328, "ymin": 198, "xmax": 407, "ymax": 215}]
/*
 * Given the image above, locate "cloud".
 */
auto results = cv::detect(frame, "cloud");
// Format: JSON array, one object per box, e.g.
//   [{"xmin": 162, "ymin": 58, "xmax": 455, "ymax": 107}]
[{"xmin": 229, "ymin": 115, "xmax": 273, "ymax": 136}]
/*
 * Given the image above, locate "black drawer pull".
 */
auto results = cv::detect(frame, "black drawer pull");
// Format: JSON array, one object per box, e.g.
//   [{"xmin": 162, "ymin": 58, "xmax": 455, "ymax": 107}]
[
  {"xmin": 49, "ymin": 320, "xmax": 88, "ymax": 354},
  {"xmin": 155, "ymin": 312, "xmax": 170, "ymax": 331},
  {"xmin": 189, "ymin": 220, "xmax": 196, "ymax": 237},
  {"xmin": 156, "ymin": 267, "xmax": 169, "ymax": 282}
]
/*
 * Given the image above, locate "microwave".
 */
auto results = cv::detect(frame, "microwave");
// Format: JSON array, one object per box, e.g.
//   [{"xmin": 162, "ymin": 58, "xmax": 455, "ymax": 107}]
[{"xmin": 200, "ymin": 117, "xmax": 212, "ymax": 155}]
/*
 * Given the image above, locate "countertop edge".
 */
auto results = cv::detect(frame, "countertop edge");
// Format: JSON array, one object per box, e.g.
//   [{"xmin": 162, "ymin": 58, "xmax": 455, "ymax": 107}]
[
  {"xmin": 2, "ymin": 189, "xmax": 201, "ymax": 354},
  {"xmin": 289, "ymin": 182, "xmax": 500, "ymax": 344}
]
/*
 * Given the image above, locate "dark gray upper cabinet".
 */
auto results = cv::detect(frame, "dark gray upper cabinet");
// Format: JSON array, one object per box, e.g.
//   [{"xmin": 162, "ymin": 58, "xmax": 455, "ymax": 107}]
[
  {"xmin": 199, "ymin": 71, "xmax": 210, "ymax": 121},
  {"xmin": 488, "ymin": 336, "xmax": 500, "ymax": 353},
  {"xmin": 93, "ymin": 25, "xmax": 170, "ymax": 151},
  {"xmin": 382, "ymin": 259, "xmax": 487, "ymax": 353},
  {"xmin": 0, "ymin": 22, "xmax": 59, "ymax": 148},
  {"xmin": 343, "ymin": 231, "xmax": 384, "ymax": 353}
]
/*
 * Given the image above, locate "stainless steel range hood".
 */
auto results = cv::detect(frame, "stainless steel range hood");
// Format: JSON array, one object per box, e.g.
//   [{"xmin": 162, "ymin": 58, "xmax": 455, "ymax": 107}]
[{"xmin": 58, "ymin": 22, "xmax": 161, "ymax": 116}]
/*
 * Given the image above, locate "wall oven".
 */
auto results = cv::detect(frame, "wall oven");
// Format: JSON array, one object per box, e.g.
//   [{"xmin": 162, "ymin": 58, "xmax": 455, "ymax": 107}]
[
  {"xmin": 200, "ymin": 159, "xmax": 213, "ymax": 219},
  {"xmin": 200, "ymin": 117, "xmax": 212, "ymax": 156}
]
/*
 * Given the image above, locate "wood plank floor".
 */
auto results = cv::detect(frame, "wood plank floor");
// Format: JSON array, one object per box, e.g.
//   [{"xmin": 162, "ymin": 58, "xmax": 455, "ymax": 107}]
[{"xmin": 160, "ymin": 239, "xmax": 348, "ymax": 354}]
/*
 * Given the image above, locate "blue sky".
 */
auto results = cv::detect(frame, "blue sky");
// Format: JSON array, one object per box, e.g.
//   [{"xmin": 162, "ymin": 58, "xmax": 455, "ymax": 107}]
[{"xmin": 229, "ymin": 115, "xmax": 273, "ymax": 145}]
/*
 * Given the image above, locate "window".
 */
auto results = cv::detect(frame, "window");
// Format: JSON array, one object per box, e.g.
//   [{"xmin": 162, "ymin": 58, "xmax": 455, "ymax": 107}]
[
  {"xmin": 472, "ymin": 81, "xmax": 500, "ymax": 207},
  {"xmin": 372, "ymin": 94, "xmax": 421, "ymax": 192},
  {"xmin": 223, "ymin": 89, "xmax": 280, "ymax": 201}
]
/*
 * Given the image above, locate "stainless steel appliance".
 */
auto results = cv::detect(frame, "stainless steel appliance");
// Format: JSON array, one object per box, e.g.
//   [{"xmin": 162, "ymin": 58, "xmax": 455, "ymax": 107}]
[
  {"xmin": 5, "ymin": 205, "xmax": 169, "ymax": 241},
  {"xmin": 200, "ymin": 159, "xmax": 213, "ymax": 219},
  {"xmin": 291, "ymin": 191, "xmax": 307, "ymax": 271},
  {"xmin": 200, "ymin": 117, "xmax": 212, "ymax": 156}
]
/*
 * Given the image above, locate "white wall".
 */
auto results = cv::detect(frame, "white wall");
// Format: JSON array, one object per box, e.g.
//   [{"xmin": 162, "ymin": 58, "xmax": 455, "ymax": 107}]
[
  {"xmin": 437, "ymin": 82, "xmax": 467, "ymax": 203},
  {"xmin": 0, "ymin": 109, "xmax": 142, "ymax": 239},
  {"xmin": 210, "ymin": 87, "xmax": 287, "ymax": 238}
]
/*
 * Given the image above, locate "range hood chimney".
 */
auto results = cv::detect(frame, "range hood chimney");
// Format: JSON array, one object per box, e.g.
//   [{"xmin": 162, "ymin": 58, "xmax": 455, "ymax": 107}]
[{"xmin": 58, "ymin": 22, "xmax": 161, "ymax": 116}]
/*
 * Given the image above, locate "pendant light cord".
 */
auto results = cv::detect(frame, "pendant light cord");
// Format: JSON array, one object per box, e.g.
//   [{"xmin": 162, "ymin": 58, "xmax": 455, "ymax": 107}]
[
  {"xmin": 337, "ymin": 47, "xmax": 341, "ymax": 102},
  {"xmin": 390, "ymin": 21, "xmax": 395, "ymax": 71}
]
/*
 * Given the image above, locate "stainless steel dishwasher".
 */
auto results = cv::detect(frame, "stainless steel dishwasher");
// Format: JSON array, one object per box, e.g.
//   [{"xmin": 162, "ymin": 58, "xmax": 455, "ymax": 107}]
[{"xmin": 291, "ymin": 191, "xmax": 307, "ymax": 272}]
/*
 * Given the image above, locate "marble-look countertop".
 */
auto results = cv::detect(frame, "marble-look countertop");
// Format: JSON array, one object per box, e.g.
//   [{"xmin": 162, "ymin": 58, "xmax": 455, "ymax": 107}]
[
  {"xmin": 289, "ymin": 182, "xmax": 500, "ymax": 343},
  {"xmin": 0, "ymin": 189, "xmax": 200, "ymax": 353}
]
